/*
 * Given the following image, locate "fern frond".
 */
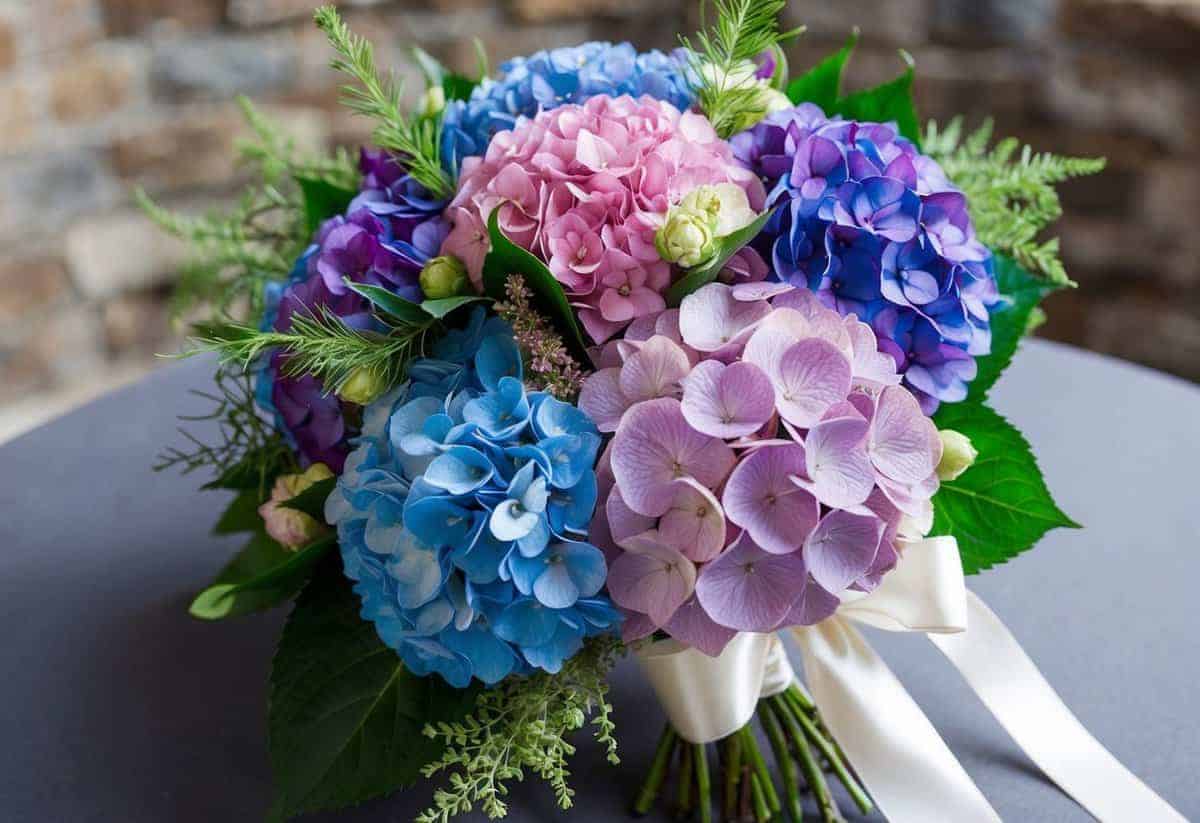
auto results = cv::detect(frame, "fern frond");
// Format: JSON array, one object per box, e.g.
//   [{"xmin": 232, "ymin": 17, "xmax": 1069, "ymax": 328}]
[{"xmin": 926, "ymin": 117, "xmax": 1105, "ymax": 285}]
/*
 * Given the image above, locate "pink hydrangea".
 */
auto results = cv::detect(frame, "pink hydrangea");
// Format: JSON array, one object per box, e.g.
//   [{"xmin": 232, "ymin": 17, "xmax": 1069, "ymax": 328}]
[
  {"xmin": 582, "ymin": 283, "xmax": 942, "ymax": 655},
  {"xmin": 440, "ymin": 94, "xmax": 767, "ymax": 343}
]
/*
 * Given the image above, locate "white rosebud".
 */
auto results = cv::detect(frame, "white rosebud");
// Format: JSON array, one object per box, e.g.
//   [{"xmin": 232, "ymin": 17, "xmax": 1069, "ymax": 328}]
[
  {"xmin": 937, "ymin": 429, "xmax": 978, "ymax": 481},
  {"xmin": 419, "ymin": 84, "xmax": 446, "ymax": 118},
  {"xmin": 655, "ymin": 207, "xmax": 716, "ymax": 268}
]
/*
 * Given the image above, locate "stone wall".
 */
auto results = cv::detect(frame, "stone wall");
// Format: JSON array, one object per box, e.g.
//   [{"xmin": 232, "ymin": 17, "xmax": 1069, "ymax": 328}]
[{"xmin": 1, "ymin": 0, "xmax": 1197, "ymax": 434}]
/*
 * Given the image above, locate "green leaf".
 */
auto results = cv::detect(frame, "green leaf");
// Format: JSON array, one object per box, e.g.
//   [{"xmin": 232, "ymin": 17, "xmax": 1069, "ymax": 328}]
[
  {"xmin": 343, "ymin": 281, "xmax": 429, "ymax": 326},
  {"xmin": 481, "ymin": 208, "xmax": 592, "ymax": 363},
  {"xmin": 967, "ymin": 254, "xmax": 1061, "ymax": 403},
  {"xmin": 268, "ymin": 564, "xmax": 479, "ymax": 821},
  {"xmin": 930, "ymin": 402, "xmax": 1079, "ymax": 575},
  {"xmin": 190, "ymin": 533, "xmax": 335, "ymax": 620},
  {"xmin": 201, "ymin": 444, "xmax": 289, "ymax": 492},
  {"xmin": 279, "ymin": 477, "xmax": 336, "ymax": 521},
  {"xmin": 831, "ymin": 52, "xmax": 920, "ymax": 144},
  {"xmin": 419, "ymin": 295, "xmax": 491, "ymax": 319},
  {"xmin": 442, "ymin": 73, "xmax": 476, "ymax": 102},
  {"xmin": 213, "ymin": 488, "xmax": 265, "ymax": 535},
  {"xmin": 786, "ymin": 30, "xmax": 858, "ymax": 109},
  {"xmin": 296, "ymin": 176, "xmax": 357, "ymax": 238},
  {"xmin": 665, "ymin": 208, "xmax": 777, "ymax": 307}
]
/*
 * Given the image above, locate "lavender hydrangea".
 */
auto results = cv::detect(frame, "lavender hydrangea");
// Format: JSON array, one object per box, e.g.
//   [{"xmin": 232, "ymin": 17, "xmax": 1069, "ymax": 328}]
[
  {"xmin": 256, "ymin": 149, "xmax": 449, "ymax": 472},
  {"xmin": 325, "ymin": 310, "xmax": 619, "ymax": 686},
  {"xmin": 731, "ymin": 104, "xmax": 1000, "ymax": 411},
  {"xmin": 440, "ymin": 41, "xmax": 693, "ymax": 173}
]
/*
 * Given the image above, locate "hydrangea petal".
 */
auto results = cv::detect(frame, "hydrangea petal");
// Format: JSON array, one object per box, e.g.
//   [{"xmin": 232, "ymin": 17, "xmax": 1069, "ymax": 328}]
[
  {"xmin": 771, "ymin": 339, "xmax": 853, "ymax": 428},
  {"xmin": 679, "ymin": 283, "xmax": 772, "ymax": 352},
  {"xmin": 607, "ymin": 535, "xmax": 696, "ymax": 626},
  {"xmin": 618, "ymin": 335, "xmax": 691, "ymax": 403},
  {"xmin": 422, "ymin": 445, "xmax": 495, "ymax": 495},
  {"xmin": 783, "ymin": 579, "xmax": 840, "ymax": 626},
  {"xmin": 665, "ymin": 597, "xmax": 738, "ymax": 657},
  {"xmin": 803, "ymin": 510, "xmax": 884, "ymax": 593},
  {"xmin": 578, "ymin": 368, "xmax": 629, "ymax": 433},
  {"xmin": 611, "ymin": 398, "xmax": 736, "ymax": 517},
  {"xmin": 868, "ymin": 385, "xmax": 941, "ymax": 483},
  {"xmin": 800, "ymin": 415, "xmax": 874, "ymax": 508},
  {"xmin": 694, "ymin": 536, "xmax": 807, "ymax": 631},
  {"xmin": 722, "ymin": 443, "xmax": 818, "ymax": 555},
  {"xmin": 680, "ymin": 360, "xmax": 775, "ymax": 438},
  {"xmin": 657, "ymin": 477, "xmax": 727, "ymax": 563},
  {"xmin": 605, "ymin": 486, "xmax": 656, "ymax": 546}
]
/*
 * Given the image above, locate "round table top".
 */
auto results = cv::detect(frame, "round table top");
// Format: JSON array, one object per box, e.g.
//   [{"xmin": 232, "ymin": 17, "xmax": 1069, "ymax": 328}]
[{"xmin": 1, "ymin": 340, "xmax": 1196, "ymax": 823}]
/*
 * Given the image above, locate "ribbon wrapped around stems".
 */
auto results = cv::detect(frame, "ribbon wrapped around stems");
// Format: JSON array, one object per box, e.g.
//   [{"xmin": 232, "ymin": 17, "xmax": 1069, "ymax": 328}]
[{"xmin": 636, "ymin": 537, "xmax": 1187, "ymax": 822}]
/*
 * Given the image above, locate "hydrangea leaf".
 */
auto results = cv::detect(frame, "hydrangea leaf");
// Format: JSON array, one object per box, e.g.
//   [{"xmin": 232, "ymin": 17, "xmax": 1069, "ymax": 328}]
[
  {"xmin": 213, "ymin": 488, "xmax": 265, "ymax": 535},
  {"xmin": 481, "ymin": 207, "xmax": 592, "ymax": 362},
  {"xmin": 267, "ymin": 563, "xmax": 479, "ymax": 822},
  {"xmin": 665, "ymin": 207, "xmax": 777, "ymax": 307},
  {"xmin": 786, "ymin": 30, "xmax": 859, "ymax": 110},
  {"xmin": 419, "ymin": 295, "xmax": 491, "ymax": 319},
  {"xmin": 201, "ymin": 444, "xmax": 290, "ymax": 492},
  {"xmin": 830, "ymin": 52, "xmax": 920, "ymax": 145},
  {"xmin": 296, "ymin": 175, "xmax": 358, "ymax": 238},
  {"xmin": 189, "ymin": 533, "xmax": 335, "ymax": 620},
  {"xmin": 967, "ymin": 254, "xmax": 1062, "ymax": 403},
  {"xmin": 279, "ymin": 476, "xmax": 337, "ymax": 521},
  {"xmin": 930, "ymin": 401, "xmax": 1079, "ymax": 575},
  {"xmin": 344, "ymin": 280, "xmax": 430, "ymax": 326}
]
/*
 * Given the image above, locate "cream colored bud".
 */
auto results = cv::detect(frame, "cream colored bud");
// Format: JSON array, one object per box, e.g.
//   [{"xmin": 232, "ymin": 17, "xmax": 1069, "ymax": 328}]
[
  {"xmin": 420, "ymin": 254, "xmax": 469, "ymax": 299},
  {"xmin": 337, "ymin": 366, "xmax": 387, "ymax": 406},
  {"xmin": 258, "ymin": 463, "xmax": 334, "ymax": 550},
  {"xmin": 419, "ymin": 84, "xmax": 446, "ymax": 118},
  {"xmin": 937, "ymin": 429, "xmax": 978, "ymax": 481},
  {"xmin": 655, "ymin": 208, "xmax": 716, "ymax": 268}
]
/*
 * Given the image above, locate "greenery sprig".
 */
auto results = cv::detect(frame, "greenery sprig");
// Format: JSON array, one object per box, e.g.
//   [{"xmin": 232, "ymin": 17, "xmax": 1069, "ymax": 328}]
[
  {"xmin": 681, "ymin": 0, "xmax": 802, "ymax": 138},
  {"xmin": 190, "ymin": 307, "xmax": 435, "ymax": 397},
  {"xmin": 136, "ymin": 97, "xmax": 357, "ymax": 321},
  {"xmin": 314, "ymin": 5, "xmax": 453, "ymax": 199},
  {"xmin": 925, "ymin": 118, "xmax": 1106, "ymax": 285},
  {"xmin": 416, "ymin": 637, "xmax": 622, "ymax": 823}
]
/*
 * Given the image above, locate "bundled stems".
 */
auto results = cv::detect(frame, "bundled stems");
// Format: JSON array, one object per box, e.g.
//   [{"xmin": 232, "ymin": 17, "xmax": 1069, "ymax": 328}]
[{"xmin": 631, "ymin": 684, "xmax": 872, "ymax": 822}]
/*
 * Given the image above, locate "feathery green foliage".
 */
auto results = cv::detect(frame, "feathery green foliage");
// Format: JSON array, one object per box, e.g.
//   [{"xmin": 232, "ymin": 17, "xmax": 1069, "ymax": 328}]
[
  {"xmin": 314, "ymin": 5, "xmax": 452, "ymax": 199},
  {"xmin": 415, "ymin": 637, "xmax": 622, "ymax": 823},
  {"xmin": 925, "ymin": 118, "xmax": 1105, "ymax": 285},
  {"xmin": 681, "ymin": 0, "xmax": 802, "ymax": 138},
  {"xmin": 137, "ymin": 97, "xmax": 357, "ymax": 321},
  {"xmin": 154, "ymin": 366, "xmax": 296, "ymax": 493},
  {"xmin": 189, "ymin": 307, "xmax": 435, "ymax": 398}
]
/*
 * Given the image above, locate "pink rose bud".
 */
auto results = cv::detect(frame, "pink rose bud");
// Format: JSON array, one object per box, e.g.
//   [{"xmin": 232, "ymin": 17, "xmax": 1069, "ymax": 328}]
[{"xmin": 258, "ymin": 463, "xmax": 334, "ymax": 550}]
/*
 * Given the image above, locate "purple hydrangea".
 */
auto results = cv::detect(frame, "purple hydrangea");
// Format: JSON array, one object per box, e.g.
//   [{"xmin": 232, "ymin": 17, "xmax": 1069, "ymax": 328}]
[
  {"xmin": 256, "ymin": 149, "xmax": 448, "ymax": 472},
  {"xmin": 731, "ymin": 104, "xmax": 1000, "ymax": 411}
]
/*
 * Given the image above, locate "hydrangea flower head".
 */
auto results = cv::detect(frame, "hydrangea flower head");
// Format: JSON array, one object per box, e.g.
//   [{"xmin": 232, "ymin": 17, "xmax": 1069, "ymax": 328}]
[
  {"xmin": 326, "ymin": 309, "xmax": 619, "ymax": 686},
  {"xmin": 581, "ymin": 283, "xmax": 941, "ymax": 656},
  {"xmin": 440, "ymin": 94, "xmax": 767, "ymax": 343},
  {"xmin": 256, "ymin": 149, "xmax": 448, "ymax": 472},
  {"xmin": 440, "ymin": 42, "xmax": 693, "ymax": 173},
  {"xmin": 731, "ymin": 104, "xmax": 1000, "ymax": 411}
]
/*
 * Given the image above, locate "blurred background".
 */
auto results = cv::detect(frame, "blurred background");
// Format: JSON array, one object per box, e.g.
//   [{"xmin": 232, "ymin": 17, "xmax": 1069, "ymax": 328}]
[{"xmin": 1, "ymin": 0, "xmax": 1196, "ymax": 442}]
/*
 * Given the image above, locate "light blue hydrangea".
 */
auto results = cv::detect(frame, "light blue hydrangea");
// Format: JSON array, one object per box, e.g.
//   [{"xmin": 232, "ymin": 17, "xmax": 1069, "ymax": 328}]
[
  {"xmin": 326, "ymin": 308, "xmax": 619, "ymax": 687},
  {"xmin": 440, "ymin": 41, "xmax": 694, "ymax": 174}
]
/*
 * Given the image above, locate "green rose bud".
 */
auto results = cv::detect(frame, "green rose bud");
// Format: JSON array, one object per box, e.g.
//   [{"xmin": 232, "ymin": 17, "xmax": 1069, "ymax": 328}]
[
  {"xmin": 338, "ymin": 366, "xmax": 387, "ymax": 406},
  {"xmin": 419, "ymin": 84, "xmax": 446, "ymax": 118},
  {"xmin": 420, "ymin": 254, "xmax": 469, "ymax": 299},
  {"xmin": 655, "ymin": 208, "xmax": 716, "ymax": 269},
  {"xmin": 937, "ymin": 429, "xmax": 978, "ymax": 481}
]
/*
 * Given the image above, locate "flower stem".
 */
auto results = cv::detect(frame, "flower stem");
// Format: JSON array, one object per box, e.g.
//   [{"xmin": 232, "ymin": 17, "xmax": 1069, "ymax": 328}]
[
  {"xmin": 760, "ymin": 699, "xmax": 804, "ymax": 822},
  {"xmin": 739, "ymin": 726, "xmax": 782, "ymax": 816},
  {"xmin": 634, "ymin": 724, "xmax": 677, "ymax": 816},
  {"xmin": 783, "ymin": 689, "xmax": 873, "ymax": 815},
  {"xmin": 677, "ymin": 738, "xmax": 695, "ymax": 818},
  {"xmin": 750, "ymin": 772, "xmax": 772, "ymax": 823},
  {"xmin": 723, "ymin": 733, "xmax": 743, "ymax": 821},
  {"xmin": 694, "ymin": 743, "xmax": 713, "ymax": 823},
  {"xmin": 771, "ymin": 696, "xmax": 843, "ymax": 823}
]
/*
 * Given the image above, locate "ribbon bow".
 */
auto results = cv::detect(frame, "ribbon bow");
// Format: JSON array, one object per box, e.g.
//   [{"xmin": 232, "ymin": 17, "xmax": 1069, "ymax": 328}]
[{"xmin": 638, "ymin": 537, "xmax": 1186, "ymax": 822}]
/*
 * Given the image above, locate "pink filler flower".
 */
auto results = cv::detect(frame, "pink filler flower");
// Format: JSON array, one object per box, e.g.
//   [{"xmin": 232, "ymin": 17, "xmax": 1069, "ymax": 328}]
[
  {"xmin": 581, "ymin": 283, "xmax": 943, "ymax": 655},
  {"xmin": 440, "ymin": 94, "xmax": 766, "ymax": 343}
]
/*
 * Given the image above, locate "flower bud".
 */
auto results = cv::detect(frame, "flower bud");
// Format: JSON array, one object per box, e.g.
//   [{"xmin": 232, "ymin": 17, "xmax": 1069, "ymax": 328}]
[
  {"xmin": 338, "ymin": 366, "xmax": 387, "ymax": 406},
  {"xmin": 418, "ymin": 84, "xmax": 446, "ymax": 118},
  {"xmin": 937, "ymin": 429, "xmax": 978, "ymax": 481},
  {"xmin": 655, "ymin": 207, "xmax": 716, "ymax": 269},
  {"xmin": 258, "ymin": 463, "xmax": 334, "ymax": 550},
  {"xmin": 420, "ymin": 254, "xmax": 469, "ymax": 299}
]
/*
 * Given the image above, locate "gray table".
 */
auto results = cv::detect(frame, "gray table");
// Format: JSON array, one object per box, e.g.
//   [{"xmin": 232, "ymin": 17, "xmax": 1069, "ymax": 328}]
[{"xmin": 1, "ymin": 340, "xmax": 1196, "ymax": 822}]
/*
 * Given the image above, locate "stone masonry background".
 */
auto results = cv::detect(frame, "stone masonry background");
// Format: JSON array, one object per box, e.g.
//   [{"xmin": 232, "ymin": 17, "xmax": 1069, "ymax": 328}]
[{"xmin": 1, "ymin": 0, "xmax": 1197, "ymax": 440}]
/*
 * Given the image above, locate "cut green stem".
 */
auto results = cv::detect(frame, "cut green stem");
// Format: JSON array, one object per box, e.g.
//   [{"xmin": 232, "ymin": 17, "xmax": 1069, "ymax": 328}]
[
  {"xmin": 634, "ymin": 725, "xmax": 678, "ymax": 816},
  {"xmin": 760, "ymin": 699, "xmax": 804, "ymax": 822},
  {"xmin": 782, "ymin": 691, "xmax": 872, "ymax": 815},
  {"xmin": 723, "ymin": 733, "xmax": 743, "ymax": 822},
  {"xmin": 750, "ymin": 772, "xmax": 772, "ymax": 823},
  {"xmin": 677, "ymin": 740, "xmax": 695, "ymax": 818},
  {"xmin": 739, "ymin": 726, "xmax": 781, "ymax": 816},
  {"xmin": 694, "ymin": 743, "xmax": 713, "ymax": 823},
  {"xmin": 771, "ymin": 697, "xmax": 842, "ymax": 823}
]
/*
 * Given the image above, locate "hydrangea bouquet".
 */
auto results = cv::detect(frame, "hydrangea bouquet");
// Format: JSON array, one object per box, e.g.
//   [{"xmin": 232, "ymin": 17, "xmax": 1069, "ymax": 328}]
[{"xmin": 148, "ymin": 4, "xmax": 1192, "ymax": 823}]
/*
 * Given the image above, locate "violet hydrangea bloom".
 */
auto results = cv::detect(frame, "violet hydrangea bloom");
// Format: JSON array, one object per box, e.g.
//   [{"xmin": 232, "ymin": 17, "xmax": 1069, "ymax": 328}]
[
  {"xmin": 580, "ymin": 283, "xmax": 942, "ymax": 656},
  {"xmin": 730, "ymin": 104, "xmax": 1000, "ymax": 411},
  {"xmin": 440, "ymin": 42, "xmax": 693, "ymax": 174},
  {"xmin": 440, "ymin": 94, "xmax": 766, "ymax": 343},
  {"xmin": 325, "ymin": 310, "xmax": 619, "ymax": 686},
  {"xmin": 256, "ymin": 149, "xmax": 448, "ymax": 472}
]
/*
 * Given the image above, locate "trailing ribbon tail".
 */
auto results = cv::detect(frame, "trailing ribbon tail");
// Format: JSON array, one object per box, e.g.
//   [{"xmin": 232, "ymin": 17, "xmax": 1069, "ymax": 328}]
[{"xmin": 930, "ymin": 591, "xmax": 1188, "ymax": 823}]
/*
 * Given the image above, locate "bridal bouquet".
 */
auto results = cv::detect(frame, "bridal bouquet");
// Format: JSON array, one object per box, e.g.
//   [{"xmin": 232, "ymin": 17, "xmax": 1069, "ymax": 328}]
[{"xmin": 149, "ymin": 3, "xmax": 1183, "ymax": 822}]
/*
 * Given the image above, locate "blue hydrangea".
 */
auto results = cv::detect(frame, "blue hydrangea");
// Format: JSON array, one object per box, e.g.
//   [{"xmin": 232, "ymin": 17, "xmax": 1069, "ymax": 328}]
[
  {"xmin": 325, "ymin": 309, "xmax": 619, "ymax": 687},
  {"xmin": 440, "ymin": 41, "xmax": 694, "ymax": 174}
]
